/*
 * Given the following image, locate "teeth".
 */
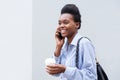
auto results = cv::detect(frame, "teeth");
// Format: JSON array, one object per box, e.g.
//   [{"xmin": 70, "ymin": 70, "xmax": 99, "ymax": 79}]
[{"xmin": 61, "ymin": 30, "xmax": 66, "ymax": 33}]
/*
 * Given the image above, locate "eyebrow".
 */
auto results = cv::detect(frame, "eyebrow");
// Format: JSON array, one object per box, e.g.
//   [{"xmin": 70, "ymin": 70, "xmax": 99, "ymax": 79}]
[{"xmin": 58, "ymin": 19, "xmax": 69, "ymax": 22}]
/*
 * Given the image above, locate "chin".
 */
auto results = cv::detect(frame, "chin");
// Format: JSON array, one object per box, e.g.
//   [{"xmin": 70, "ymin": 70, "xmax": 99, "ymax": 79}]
[{"xmin": 62, "ymin": 34, "xmax": 67, "ymax": 38}]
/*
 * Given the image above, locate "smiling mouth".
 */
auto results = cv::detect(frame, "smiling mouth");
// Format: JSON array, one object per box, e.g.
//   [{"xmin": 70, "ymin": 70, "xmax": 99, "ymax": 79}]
[{"xmin": 61, "ymin": 30, "xmax": 67, "ymax": 33}]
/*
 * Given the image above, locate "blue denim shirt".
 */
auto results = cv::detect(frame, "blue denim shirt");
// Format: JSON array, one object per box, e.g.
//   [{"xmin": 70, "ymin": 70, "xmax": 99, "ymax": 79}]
[{"xmin": 53, "ymin": 33, "xmax": 97, "ymax": 80}]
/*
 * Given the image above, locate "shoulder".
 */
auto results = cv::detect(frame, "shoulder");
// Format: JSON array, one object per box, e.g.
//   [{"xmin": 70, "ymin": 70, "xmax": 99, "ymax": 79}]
[
  {"xmin": 80, "ymin": 37, "xmax": 91, "ymax": 44},
  {"xmin": 80, "ymin": 37, "xmax": 94, "ymax": 48}
]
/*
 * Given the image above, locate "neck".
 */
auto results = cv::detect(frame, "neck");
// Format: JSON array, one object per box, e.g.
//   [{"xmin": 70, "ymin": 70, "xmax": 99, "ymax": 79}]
[{"xmin": 67, "ymin": 32, "xmax": 77, "ymax": 44}]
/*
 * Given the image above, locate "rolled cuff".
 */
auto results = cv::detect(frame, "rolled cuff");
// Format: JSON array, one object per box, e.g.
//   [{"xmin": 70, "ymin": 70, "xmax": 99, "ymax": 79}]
[{"xmin": 52, "ymin": 55, "xmax": 61, "ymax": 64}]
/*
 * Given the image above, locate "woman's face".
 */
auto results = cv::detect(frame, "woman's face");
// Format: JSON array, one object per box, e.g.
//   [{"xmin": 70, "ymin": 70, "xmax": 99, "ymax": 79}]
[{"xmin": 58, "ymin": 13, "xmax": 79, "ymax": 38}]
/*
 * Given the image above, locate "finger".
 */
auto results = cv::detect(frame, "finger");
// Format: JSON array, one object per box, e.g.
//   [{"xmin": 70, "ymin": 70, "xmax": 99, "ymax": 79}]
[
  {"xmin": 46, "ymin": 64, "xmax": 57, "ymax": 68},
  {"xmin": 55, "ymin": 32, "xmax": 59, "ymax": 36},
  {"xmin": 46, "ymin": 67, "xmax": 59, "ymax": 74},
  {"xmin": 46, "ymin": 70, "xmax": 56, "ymax": 75},
  {"xmin": 46, "ymin": 69, "xmax": 60, "ymax": 75},
  {"xmin": 55, "ymin": 30, "xmax": 61, "ymax": 35},
  {"xmin": 57, "ymin": 27, "xmax": 61, "ymax": 31},
  {"xmin": 46, "ymin": 65, "xmax": 59, "ymax": 71},
  {"xmin": 56, "ymin": 27, "xmax": 61, "ymax": 33}
]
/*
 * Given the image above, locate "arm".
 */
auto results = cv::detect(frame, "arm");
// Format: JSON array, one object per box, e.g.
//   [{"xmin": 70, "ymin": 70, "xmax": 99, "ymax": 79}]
[{"xmin": 46, "ymin": 27, "xmax": 66, "ymax": 76}]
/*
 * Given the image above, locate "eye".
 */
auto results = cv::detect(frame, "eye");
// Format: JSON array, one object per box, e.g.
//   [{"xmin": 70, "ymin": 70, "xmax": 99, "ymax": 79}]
[
  {"xmin": 63, "ymin": 20, "xmax": 69, "ymax": 24},
  {"xmin": 58, "ymin": 22, "xmax": 61, "ymax": 25}
]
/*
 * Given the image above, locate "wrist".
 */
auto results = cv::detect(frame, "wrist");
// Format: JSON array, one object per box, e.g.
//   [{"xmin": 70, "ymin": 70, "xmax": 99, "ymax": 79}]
[
  {"xmin": 62, "ymin": 66, "xmax": 66, "ymax": 73},
  {"xmin": 54, "ymin": 46, "xmax": 62, "ymax": 57},
  {"xmin": 54, "ymin": 51, "xmax": 60, "ymax": 57}
]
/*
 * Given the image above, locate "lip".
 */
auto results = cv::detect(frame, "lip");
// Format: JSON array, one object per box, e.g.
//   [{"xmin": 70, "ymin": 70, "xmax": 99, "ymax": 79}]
[{"xmin": 61, "ymin": 30, "xmax": 67, "ymax": 33}]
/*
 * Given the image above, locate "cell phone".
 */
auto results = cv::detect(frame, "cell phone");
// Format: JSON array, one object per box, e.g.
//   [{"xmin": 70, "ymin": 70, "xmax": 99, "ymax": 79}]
[{"xmin": 58, "ymin": 32, "xmax": 63, "ymax": 39}]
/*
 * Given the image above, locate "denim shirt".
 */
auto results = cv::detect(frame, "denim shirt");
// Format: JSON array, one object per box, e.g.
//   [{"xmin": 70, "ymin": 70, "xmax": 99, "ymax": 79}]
[{"xmin": 53, "ymin": 33, "xmax": 97, "ymax": 80}]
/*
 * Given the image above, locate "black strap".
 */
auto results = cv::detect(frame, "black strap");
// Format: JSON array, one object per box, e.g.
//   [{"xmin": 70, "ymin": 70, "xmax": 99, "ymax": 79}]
[
  {"xmin": 76, "ymin": 37, "xmax": 83, "ymax": 68},
  {"xmin": 76, "ymin": 37, "xmax": 109, "ymax": 80},
  {"xmin": 76, "ymin": 37, "xmax": 91, "ymax": 68}
]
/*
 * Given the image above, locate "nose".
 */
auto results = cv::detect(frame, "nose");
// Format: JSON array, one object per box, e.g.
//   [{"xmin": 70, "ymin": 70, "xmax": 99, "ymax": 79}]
[{"xmin": 59, "ymin": 23, "xmax": 64, "ymax": 28}]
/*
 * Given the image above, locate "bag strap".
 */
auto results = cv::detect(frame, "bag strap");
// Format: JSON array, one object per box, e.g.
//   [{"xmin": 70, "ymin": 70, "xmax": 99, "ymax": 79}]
[
  {"xmin": 76, "ymin": 37, "xmax": 84, "ymax": 68},
  {"xmin": 76, "ymin": 37, "xmax": 97, "ymax": 68},
  {"xmin": 76, "ymin": 37, "xmax": 109, "ymax": 80}
]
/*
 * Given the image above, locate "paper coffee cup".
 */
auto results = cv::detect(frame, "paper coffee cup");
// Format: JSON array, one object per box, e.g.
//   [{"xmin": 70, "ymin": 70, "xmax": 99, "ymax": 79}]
[{"xmin": 45, "ymin": 58, "xmax": 56, "ymax": 66}]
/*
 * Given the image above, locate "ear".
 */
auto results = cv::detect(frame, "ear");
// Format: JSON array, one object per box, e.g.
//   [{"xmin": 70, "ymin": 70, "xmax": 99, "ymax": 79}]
[{"xmin": 75, "ymin": 22, "xmax": 80, "ymax": 29}]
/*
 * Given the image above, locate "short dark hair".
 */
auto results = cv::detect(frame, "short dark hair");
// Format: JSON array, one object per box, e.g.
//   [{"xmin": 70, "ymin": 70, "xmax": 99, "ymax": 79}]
[{"xmin": 61, "ymin": 4, "xmax": 81, "ymax": 29}]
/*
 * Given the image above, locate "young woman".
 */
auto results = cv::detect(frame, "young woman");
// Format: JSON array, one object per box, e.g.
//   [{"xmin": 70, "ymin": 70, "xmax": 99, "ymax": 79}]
[{"xmin": 46, "ymin": 4, "xmax": 97, "ymax": 80}]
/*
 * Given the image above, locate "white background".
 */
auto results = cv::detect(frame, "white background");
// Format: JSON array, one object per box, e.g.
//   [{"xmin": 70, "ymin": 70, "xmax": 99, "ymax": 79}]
[
  {"xmin": 33, "ymin": 0, "xmax": 120, "ymax": 80},
  {"xmin": 0, "ymin": 0, "xmax": 120, "ymax": 80},
  {"xmin": 0, "ymin": 0, "xmax": 32, "ymax": 80}
]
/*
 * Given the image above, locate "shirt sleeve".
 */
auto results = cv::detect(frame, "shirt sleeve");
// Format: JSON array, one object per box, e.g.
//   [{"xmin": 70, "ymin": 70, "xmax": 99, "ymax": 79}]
[
  {"xmin": 52, "ymin": 53, "xmax": 61, "ymax": 64},
  {"xmin": 51, "ymin": 54, "xmax": 61, "ymax": 77},
  {"xmin": 62, "ymin": 38, "xmax": 97, "ymax": 80}
]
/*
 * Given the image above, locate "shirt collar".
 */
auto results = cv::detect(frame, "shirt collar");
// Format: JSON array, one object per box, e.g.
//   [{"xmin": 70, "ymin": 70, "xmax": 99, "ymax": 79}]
[
  {"xmin": 70, "ymin": 32, "xmax": 82, "ymax": 46},
  {"xmin": 62, "ymin": 33, "xmax": 82, "ymax": 49}
]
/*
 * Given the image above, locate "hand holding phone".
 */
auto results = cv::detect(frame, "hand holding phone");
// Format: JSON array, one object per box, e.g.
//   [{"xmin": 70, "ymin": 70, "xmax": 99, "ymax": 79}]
[
  {"xmin": 58, "ymin": 32, "xmax": 63, "ymax": 40},
  {"xmin": 54, "ymin": 28, "xmax": 65, "ymax": 57}
]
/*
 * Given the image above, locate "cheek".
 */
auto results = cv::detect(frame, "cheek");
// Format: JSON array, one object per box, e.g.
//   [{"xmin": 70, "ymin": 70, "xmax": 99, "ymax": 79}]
[
  {"xmin": 66, "ymin": 27, "xmax": 76, "ymax": 36},
  {"xmin": 64, "ymin": 23, "xmax": 76, "ymax": 33},
  {"xmin": 68, "ymin": 25, "xmax": 76, "ymax": 32}
]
